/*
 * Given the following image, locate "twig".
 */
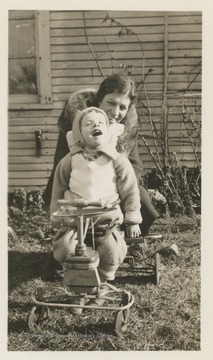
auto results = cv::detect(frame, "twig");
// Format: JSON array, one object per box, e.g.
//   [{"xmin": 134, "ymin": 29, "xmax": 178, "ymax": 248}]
[
  {"xmin": 102, "ymin": 32, "xmax": 114, "ymax": 72},
  {"xmin": 140, "ymin": 135, "xmax": 164, "ymax": 179},
  {"xmin": 181, "ymin": 100, "xmax": 201, "ymax": 171},
  {"xmin": 82, "ymin": 12, "xmax": 106, "ymax": 79},
  {"xmin": 103, "ymin": 13, "xmax": 145, "ymax": 79},
  {"xmin": 160, "ymin": 59, "xmax": 173, "ymax": 167}
]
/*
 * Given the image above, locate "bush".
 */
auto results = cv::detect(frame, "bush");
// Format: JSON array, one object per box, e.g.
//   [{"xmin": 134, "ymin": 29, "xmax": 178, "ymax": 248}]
[
  {"xmin": 8, "ymin": 187, "xmax": 44, "ymax": 214},
  {"xmin": 143, "ymin": 166, "xmax": 201, "ymax": 216}
]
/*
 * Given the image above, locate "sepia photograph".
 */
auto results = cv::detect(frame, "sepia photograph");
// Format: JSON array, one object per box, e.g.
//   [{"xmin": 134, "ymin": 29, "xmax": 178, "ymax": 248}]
[{"xmin": 3, "ymin": 0, "xmax": 212, "ymax": 356}]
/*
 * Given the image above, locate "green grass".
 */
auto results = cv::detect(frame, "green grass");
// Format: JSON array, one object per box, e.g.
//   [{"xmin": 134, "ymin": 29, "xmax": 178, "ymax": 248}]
[{"xmin": 8, "ymin": 211, "xmax": 200, "ymax": 351}]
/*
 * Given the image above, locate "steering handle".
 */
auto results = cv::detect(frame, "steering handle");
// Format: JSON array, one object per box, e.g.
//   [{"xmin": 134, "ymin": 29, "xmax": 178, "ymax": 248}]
[{"xmin": 56, "ymin": 199, "xmax": 103, "ymax": 208}]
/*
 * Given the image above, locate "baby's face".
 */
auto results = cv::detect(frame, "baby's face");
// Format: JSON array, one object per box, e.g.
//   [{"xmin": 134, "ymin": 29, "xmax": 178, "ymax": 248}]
[{"xmin": 81, "ymin": 110, "xmax": 109, "ymax": 148}]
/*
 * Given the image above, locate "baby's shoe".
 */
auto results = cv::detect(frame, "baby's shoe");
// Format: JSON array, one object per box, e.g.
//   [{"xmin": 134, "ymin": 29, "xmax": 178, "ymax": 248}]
[
  {"xmin": 87, "ymin": 283, "xmax": 109, "ymax": 307},
  {"xmin": 69, "ymin": 296, "xmax": 85, "ymax": 316}
]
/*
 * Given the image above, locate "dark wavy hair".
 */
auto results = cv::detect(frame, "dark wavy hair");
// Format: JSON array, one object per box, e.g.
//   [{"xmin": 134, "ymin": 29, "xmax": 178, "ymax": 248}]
[
  {"xmin": 93, "ymin": 73, "xmax": 137, "ymax": 106},
  {"xmin": 58, "ymin": 73, "xmax": 137, "ymax": 134}
]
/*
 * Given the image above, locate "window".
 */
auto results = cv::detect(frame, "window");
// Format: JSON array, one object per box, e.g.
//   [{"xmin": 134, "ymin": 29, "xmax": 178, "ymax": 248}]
[{"xmin": 8, "ymin": 10, "xmax": 52, "ymax": 109}]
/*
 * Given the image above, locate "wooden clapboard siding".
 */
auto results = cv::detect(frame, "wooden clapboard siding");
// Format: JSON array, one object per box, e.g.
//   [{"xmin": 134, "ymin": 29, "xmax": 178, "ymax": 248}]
[
  {"xmin": 8, "ymin": 10, "xmax": 201, "ymax": 190},
  {"xmin": 9, "ymin": 156, "xmax": 54, "ymax": 164},
  {"xmin": 167, "ymin": 12, "xmax": 202, "ymax": 97}
]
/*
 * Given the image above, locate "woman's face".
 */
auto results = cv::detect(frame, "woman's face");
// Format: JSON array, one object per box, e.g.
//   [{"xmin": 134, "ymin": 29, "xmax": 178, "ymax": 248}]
[{"xmin": 98, "ymin": 92, "xmax": 131, "ymax": 124}]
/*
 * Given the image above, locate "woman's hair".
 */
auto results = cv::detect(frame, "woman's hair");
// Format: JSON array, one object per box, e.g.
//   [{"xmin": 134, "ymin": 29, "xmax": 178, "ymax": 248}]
[{"xmin": 94, "ymin": 73, "xmax": 137, "ymax": 106}]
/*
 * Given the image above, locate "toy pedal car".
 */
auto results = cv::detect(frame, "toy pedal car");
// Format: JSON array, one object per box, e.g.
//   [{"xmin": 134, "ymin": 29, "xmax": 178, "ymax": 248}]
[{"xmin": 28, "ymin": 199, "xmax": 135, "ymax": 335}]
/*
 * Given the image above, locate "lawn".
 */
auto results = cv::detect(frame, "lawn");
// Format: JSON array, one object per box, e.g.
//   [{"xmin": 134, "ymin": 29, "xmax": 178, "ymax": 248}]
[{"xmin": 8, "ymin": 210, "xmax": 201, "ymax": 351}]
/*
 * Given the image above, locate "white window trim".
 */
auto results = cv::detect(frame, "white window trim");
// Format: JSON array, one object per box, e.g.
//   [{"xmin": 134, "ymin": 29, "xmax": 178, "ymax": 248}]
[{"xmin": 8, "ymin": 10, "xmax": 53, "ymax": 110}]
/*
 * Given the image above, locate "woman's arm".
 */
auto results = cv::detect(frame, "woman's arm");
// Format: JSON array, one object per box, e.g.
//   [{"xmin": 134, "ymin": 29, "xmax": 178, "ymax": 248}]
[
  {"xmin": 117, "ymin": 104, "xmax": 144, "ymax": 180},
  {"xmin": 128, "ymin": 139, "xmax": 144, "ymax": 181},
  {"xmin": 114, "ymin": 154, "xmax": 142, "ymax": 224}
]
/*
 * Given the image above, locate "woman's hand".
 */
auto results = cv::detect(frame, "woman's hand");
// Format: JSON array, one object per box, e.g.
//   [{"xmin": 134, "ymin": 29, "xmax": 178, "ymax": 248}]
[{"xmin": 125, "ymin": 224, "xmax": 141, "ymax": 238}]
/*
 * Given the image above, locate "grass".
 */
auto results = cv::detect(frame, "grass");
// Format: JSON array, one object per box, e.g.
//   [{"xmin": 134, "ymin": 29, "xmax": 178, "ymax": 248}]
[{"xmin": 8, "ymin": 211, "xmax": 200, "ymax": 351}]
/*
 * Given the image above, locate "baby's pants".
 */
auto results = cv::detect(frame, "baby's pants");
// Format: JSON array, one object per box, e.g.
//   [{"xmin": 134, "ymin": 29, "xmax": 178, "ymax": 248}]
[{"xmin": 52, "ymin": 209, "xmax": 127, "ymax": 281}]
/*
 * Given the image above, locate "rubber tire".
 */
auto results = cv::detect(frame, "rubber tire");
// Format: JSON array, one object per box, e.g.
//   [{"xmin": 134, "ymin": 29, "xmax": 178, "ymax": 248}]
[
  {"xmin": 114, "ymin": 308, "xmax": 130, "ymax": 334},
  {"xmin": 154, "ymin": 252, "xmax": 160, "ymax": 285},
  {"xmin": 28, "ymin": 305, "xmax": 49, "ymax": 331}
]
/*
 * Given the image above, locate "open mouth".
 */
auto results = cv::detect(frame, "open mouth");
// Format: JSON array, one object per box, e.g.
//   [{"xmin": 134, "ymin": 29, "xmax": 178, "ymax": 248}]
[{"xmin": 92, "ymin": 129, "xmax": 102, "ymax": 136}]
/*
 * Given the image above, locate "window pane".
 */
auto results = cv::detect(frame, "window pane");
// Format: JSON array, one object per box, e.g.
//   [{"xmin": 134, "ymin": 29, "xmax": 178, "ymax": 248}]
[{"xmin": 8, "ymin": 14, "xmax": 38, "ymax": 95}]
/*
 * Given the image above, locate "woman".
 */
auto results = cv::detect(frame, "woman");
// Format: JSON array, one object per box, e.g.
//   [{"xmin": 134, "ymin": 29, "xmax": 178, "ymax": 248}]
[{"xmin": 44, "ymin": 73, "xmax": 159, "ymax": 236}]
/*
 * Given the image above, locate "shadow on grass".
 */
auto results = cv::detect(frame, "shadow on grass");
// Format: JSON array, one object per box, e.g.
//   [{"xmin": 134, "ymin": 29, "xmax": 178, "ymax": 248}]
[
  {"xmin": 74, "ymin": 321, "xmax": 116, "ymax": 336},
  {"xmin": 8, "ymin": 250, "xmax": 49, "ymax": 290},
  {"xmin": 8, "ymin": 249, "xmax": 156, "ymax": 290},
  {"xmin": 8, "ymin": 318, "xmax": 29, "ymax": 333},
  {"xmin": 112, "ymin": 273, "xmax": 155, "ymax": 286},
  {"xmin": 8, "ymin": 301, "xmax": 32, "ymax": 332},
  {"xmin": 8, "ymin": 301, "xmax": 117, "ymax": 338}
]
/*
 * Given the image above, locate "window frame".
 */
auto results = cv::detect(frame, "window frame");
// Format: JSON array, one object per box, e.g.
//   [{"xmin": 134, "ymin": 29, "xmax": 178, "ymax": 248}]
[{"xmin": 8, "ymin": 10, "xmax": 53, "ymax": 110}]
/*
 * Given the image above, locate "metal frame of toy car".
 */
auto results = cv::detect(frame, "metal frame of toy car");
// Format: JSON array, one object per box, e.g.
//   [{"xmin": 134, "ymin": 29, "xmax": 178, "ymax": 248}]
[{"xmin": 28, "ymin": 199, "xmax": 135, "ymax": 335}]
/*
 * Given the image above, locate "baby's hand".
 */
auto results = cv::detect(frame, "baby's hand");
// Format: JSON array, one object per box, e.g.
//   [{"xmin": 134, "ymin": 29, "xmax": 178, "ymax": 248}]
[{"xmin": 125, "ymin": 224, "xmax": 141, "ymax": 238}]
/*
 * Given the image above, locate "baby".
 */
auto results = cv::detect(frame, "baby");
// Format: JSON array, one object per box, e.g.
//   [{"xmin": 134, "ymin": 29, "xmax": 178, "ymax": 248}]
[{"xmin": 50, "ymin": 107, "xmax": 142, "ymax": 282}]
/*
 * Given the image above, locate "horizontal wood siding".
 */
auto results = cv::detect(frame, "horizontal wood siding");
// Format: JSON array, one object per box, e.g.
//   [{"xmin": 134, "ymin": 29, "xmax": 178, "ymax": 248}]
[{"xmin": 8, "ymin": 10, "xmax": 201, "ymax": 190}]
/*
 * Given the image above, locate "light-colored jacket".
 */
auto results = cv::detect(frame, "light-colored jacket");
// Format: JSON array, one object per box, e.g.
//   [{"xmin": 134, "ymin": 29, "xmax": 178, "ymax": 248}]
[{"xmin": 50, "ymin": 149, "xmax": 142, "ymax": 225}]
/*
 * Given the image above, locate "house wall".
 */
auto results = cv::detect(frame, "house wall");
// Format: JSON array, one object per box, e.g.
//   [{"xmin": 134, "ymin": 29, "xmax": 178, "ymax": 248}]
[{"xmin": 8, "ymin": 10, "xmax": 202, "ymax": 190}]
